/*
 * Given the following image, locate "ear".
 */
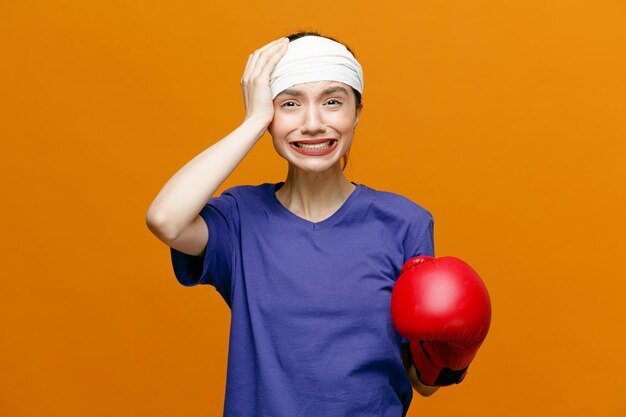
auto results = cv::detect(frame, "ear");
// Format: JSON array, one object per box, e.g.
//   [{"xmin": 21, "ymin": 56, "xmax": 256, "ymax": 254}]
[
  {"xmin": 354, "ymin": 103, "xmax": 363, "ymax": 127},
  {"xmin": 267, "ymin": 120, "xmax": 274, "ymax": 136}
]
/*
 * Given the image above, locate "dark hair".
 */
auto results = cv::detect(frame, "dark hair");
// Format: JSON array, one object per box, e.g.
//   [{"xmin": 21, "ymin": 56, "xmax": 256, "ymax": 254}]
[{"xmin": 285, "ymin": 31, "xmax": 362, "ymax": 172}]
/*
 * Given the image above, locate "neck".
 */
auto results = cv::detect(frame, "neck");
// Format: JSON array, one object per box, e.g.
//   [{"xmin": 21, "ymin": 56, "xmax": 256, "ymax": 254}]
[{"xmin": 275, "ymin": 163, "xmax": 356, "ymax": 222}]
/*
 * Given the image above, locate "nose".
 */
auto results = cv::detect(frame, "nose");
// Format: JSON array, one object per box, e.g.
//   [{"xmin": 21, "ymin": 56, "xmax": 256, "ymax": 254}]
[{"xmin": 299, "ymin": 105, "xmax": 326, "ymax": 135}]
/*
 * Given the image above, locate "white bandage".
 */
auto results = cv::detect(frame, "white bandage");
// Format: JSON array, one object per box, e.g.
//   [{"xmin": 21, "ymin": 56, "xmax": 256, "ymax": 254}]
[{"xmin": 269, "ymin": 36, "xmax": 364, "ymax": 100}]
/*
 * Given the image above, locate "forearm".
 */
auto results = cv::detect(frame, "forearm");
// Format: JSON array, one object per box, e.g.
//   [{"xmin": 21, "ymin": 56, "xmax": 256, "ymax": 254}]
[{"xmin": 146, "ymin": 115, "xmax": 268, "ymax": 240}]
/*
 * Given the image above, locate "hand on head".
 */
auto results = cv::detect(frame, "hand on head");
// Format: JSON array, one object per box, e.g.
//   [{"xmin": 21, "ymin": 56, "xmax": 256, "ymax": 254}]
[{"xmin": 240, "ymin": 37, "xmax": 289, "ymax": 125}]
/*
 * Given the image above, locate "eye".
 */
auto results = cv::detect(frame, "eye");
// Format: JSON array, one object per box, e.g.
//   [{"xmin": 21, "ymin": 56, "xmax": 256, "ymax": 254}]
[
  {"xmin": 280, "ymin": 101, "xmax": 297, "ymax": 108},
  {"xmin": 326, "ymin": 99, "xmax": 343, "ymax": 106}
]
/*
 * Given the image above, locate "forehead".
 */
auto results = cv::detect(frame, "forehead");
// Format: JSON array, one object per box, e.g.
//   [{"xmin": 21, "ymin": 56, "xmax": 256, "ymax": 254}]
[{"xmin": 276, "ymin": 81, "xmax": 352, "ymax": 98}]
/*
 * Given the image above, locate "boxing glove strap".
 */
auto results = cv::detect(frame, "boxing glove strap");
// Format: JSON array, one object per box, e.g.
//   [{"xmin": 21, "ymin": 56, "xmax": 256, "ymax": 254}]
[
  {"xmin": 414, "ymin": 363, "xmax": 469, "ymax": 386},
  {"xmin": 434, "ymin": 366, "xmax": 468, "ymax": 386},
  {"xmin": 411, "ymin": 341, "xmax": 469, "ymax": 386}
]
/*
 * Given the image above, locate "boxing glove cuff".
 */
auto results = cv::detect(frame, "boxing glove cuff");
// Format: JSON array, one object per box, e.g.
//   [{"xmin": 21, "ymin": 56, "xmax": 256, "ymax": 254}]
[{"xmin": 410, "ymin": 340, "xmax": 469, "ymax": 387}]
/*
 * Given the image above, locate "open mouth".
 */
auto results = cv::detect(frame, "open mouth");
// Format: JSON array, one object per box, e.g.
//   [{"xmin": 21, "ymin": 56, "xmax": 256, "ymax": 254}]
[
  {"xmin": 289, "ymin": 139, "xmax": 338, "ymax": 156},
  {"xmin": 292, "ymin": 140, "xmax": 337, "ymax": 150}
]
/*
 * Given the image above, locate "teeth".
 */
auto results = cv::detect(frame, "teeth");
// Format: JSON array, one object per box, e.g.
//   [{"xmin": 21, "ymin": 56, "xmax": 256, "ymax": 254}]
[{"xmin": 295, "ymin": 140, "xmax": 333, "ymax": 150}]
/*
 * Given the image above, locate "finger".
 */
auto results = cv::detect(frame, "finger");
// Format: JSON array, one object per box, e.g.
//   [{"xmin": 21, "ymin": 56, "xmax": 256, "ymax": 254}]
[
  {"xmin": 242, "ymin": 38, "xmax": 287, "ymax": 82},
  {"xmin": 259, "ymin": 40, "xmax": 289, "ymax": 75},
  {"xmin": 250, "ymin": 41, "xmax": 288, "ymax": 89},
  {"xmin": 256, "ymin": 37, "xmax": 288, "ymax": 54},
  {"xmin": 248, "ymin": 39, "xmax": 289, "ymax": 82},
  {"xmin": 244, "ymin": 46, "xmax": 285, "ymax": 84},
  {"xmin": 241, "ymin": 40, "xmax": 284, "ymax": 95},
  {"xmin": 244, "ymin": 38, "xmax": 288, "ymax": 82},
  {"xmin": 240, "ymin": 53, "xmax": 253, "ymax": 85}
]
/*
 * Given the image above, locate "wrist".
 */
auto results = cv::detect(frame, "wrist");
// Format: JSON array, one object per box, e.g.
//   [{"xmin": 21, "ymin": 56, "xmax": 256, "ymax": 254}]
[
  {"xmin": 243, "ymin": 112, "xmax": 272, "ymax": 128},
  {"xmin": 236, "ymin": 114, "xmax": 271, "ymax": 143}
]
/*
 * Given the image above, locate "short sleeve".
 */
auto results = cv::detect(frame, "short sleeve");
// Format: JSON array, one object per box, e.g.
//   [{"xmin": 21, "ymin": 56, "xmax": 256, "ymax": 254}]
[
  {"xmin": 408, "ymin": 215, "xmax": 434, "ymax": 259},
  {"xmin": 169, "ymin": 192, "xmax": 237, "ymax": 305},
  {"xmin": 400, "ymin": 213, "xmax": 434, "ymax": 344}
]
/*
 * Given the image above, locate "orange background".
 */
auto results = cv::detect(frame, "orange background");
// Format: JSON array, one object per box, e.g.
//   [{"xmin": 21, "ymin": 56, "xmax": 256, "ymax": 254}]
[{"xmin": 2, "ymin": 1, "xmax": 625, "ymax": 416}]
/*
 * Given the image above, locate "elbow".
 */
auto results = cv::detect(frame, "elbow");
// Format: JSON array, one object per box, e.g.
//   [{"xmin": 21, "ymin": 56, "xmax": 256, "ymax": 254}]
[{"xmin": 146, "ymin": 209, "xmax": 178, "ymax": 243}]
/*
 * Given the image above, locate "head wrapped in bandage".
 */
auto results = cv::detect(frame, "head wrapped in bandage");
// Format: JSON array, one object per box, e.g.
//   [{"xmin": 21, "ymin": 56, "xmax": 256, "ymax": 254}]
[{"xmin": 270, "ymin": 35, "xmax": 364, "ymax": 100}]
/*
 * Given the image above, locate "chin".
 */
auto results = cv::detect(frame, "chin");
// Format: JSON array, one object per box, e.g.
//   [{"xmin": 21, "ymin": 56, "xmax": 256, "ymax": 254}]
[{"xmin": 289, "ymin": 158, "xmax": 341, "ymax": 174}]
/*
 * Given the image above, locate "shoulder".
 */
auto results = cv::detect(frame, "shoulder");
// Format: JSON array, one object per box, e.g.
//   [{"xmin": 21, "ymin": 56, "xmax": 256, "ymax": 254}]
[
  {"xmin": 217, "ymin": 183, "xmax": 273, "ymax": 202},
  {"xmin": 359, "ymin": 184, "xmax": 433, "ymax": 224},
  {"xmin": 202, "ymin": 184, "xmax": 273, "ymax": 218}
]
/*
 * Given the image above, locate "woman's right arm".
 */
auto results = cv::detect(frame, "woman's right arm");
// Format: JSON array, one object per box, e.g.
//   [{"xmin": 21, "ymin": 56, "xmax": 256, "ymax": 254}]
[
  {"xmin": 145, "ymin": 37, "xmax": 289, "ymax": 249},
  {"xmin": 146, "ymin": 116, "xmax": 268, "ymax": 243}
]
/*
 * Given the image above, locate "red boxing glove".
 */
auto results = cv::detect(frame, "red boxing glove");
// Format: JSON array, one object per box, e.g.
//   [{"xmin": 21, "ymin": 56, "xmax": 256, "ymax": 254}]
[{"xmin": 391, "ymin": 256, "xmax": 492, "ymax": 386}]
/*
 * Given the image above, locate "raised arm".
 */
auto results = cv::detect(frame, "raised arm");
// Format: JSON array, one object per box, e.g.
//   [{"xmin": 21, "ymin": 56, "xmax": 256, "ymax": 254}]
[{"xmin": 146, "ymin": 37, "xmax": 289, "ymax": 243}]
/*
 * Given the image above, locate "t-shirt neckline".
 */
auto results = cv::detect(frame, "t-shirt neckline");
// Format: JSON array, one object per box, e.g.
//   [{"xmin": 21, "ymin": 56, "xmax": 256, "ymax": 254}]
[{"xmin": 267, "ymin": 181, "xmax": 362, "ymax": 230}]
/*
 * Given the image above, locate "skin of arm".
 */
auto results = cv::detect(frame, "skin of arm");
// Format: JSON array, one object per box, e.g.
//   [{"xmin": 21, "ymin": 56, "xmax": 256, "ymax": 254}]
[
  {"xmin": 146, "ymin": 37, "xmax": 289, "ymax": 241},
  {"xmin": 146, "ymin": 116, "xmax": 268, "ymax": 241}
]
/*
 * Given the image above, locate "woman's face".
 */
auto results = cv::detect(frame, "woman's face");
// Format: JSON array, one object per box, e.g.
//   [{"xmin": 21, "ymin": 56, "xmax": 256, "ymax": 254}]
[{"xmin": 268, "ymin": 80, "xmax": 362, "ymax": 174}]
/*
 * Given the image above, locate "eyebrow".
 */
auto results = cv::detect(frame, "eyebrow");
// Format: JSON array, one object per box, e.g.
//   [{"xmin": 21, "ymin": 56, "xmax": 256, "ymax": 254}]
[{"xmin": 276, "ymin": 86, "xmax": 349, "ymax": 98}]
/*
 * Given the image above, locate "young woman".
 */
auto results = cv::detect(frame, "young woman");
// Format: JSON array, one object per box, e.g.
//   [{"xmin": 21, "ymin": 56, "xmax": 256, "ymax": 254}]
[{"xmin": 146, "ymin": 31, "xmax": 438, "ymax": 417}]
